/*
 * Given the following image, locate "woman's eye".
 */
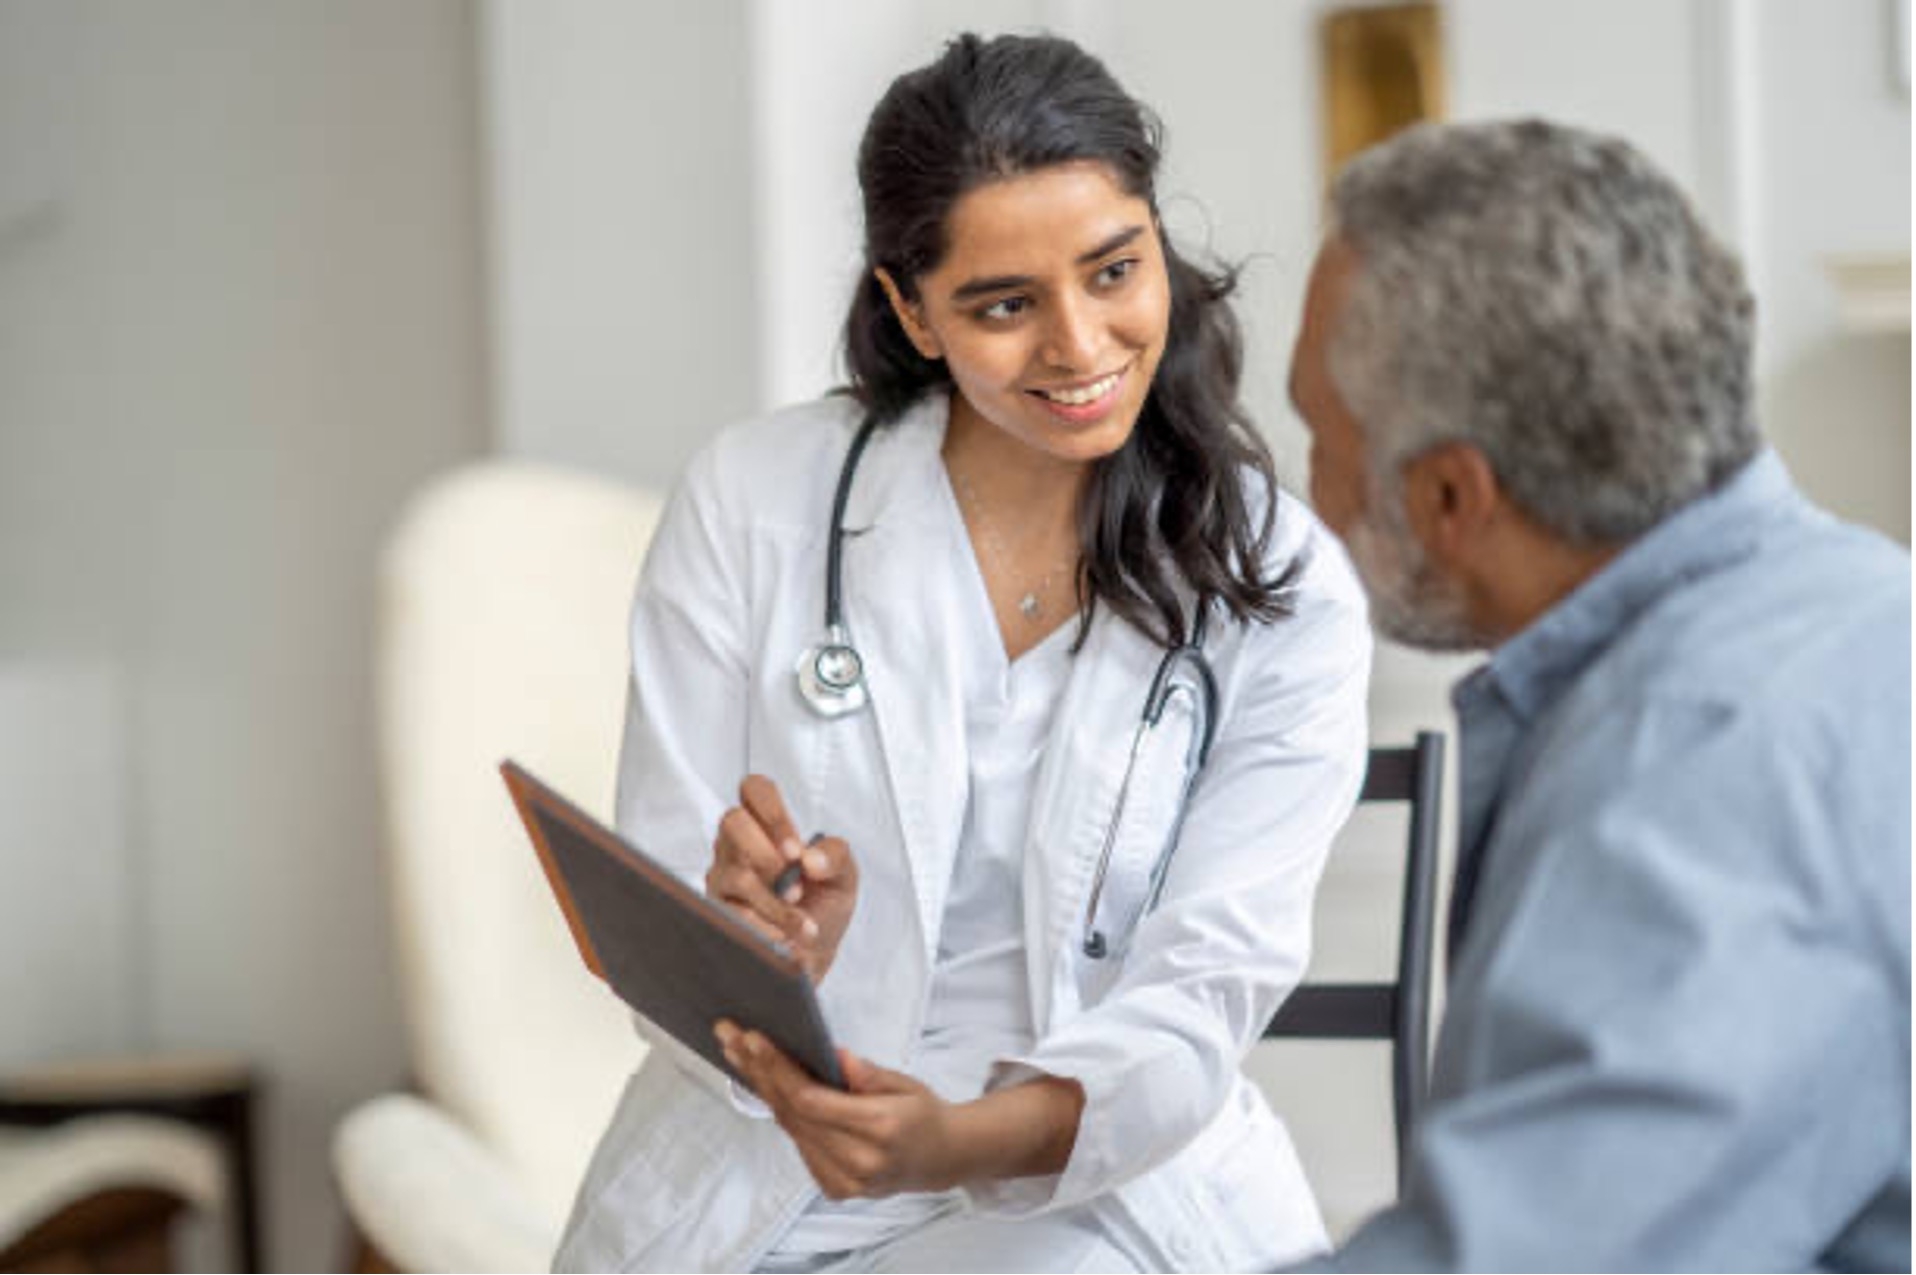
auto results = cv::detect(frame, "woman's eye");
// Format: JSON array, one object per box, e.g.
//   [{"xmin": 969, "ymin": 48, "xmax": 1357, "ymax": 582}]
[
  {"xmin": 979, "ymin": 296, "xmax": 1029, "ymax": 322},
  {"xmin": 1096, "ymin": 258, "xmax": 1137, "ymax": 288}
]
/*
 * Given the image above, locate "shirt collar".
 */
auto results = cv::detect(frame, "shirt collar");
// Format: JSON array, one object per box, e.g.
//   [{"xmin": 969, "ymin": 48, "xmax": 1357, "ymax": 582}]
[{"xmin": 1453, "ymin": 449, "xmax": 1804, "ymax": 724}]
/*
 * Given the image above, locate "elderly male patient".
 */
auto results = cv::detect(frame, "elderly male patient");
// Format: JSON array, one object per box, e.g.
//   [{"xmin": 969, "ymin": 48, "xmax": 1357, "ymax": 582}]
[{"xmin": 1285, "ymin": 118, "xmax": 1911, "ymax": 1271}]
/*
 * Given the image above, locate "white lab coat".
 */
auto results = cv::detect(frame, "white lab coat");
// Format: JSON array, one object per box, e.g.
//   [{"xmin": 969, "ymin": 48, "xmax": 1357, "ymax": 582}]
[{"xmin": 553, "ymin": 393, "xmax": 1372, "ymax": 1273}]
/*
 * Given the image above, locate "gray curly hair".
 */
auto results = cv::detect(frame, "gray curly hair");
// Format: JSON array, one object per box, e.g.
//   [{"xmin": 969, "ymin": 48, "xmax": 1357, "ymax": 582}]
[{"xmin": 1327, "ymin": 118, "xmax": 1759, "ymax": 545}]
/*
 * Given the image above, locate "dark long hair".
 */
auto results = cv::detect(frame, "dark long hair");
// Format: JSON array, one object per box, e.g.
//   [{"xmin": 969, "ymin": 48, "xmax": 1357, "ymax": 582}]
[{"xmin": 841, "ymin": 32, "xmax": 1298, "ymax": 649}]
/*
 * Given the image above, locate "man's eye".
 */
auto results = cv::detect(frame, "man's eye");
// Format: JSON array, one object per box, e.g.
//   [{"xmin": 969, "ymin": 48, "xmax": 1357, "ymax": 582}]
[
  {"xmin": 1096, "ymin": 259, "xmax": 1137, "ymax": 287},
  {"xmin": 980, "ymin": 296, "xmax": 1029, "ymax": 321}
]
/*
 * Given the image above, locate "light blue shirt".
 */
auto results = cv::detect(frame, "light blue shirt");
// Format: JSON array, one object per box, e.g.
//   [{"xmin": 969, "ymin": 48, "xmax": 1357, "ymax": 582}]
[{"xmin": 1318, "ymin": 451, "xmax": 1911, "ymax": 1271}]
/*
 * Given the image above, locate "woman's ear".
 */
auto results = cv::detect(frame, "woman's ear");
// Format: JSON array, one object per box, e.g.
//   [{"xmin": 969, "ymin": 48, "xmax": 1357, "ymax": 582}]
[{"xmin": 874, "ymin": 268, "xmax": 941, "ymax": 361}]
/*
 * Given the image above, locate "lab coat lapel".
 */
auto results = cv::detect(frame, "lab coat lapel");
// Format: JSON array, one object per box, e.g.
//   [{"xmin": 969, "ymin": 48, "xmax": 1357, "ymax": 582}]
[
  {"xmin": 1019, "ymin": 606, "xmax": 1164, "ymax": 1027},
  {"xmin": 838, "ymin": 399, "xmax": 971, "ymax": 969}
]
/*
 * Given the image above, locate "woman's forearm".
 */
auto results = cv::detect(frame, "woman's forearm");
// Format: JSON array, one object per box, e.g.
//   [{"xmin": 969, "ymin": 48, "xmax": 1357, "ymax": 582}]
[{"xmin": 944, "ymin": 1074, "xmax": 1086, "ymax": 1185}]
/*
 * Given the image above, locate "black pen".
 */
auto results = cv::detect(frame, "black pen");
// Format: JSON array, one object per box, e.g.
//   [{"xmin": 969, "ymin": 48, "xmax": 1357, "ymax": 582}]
[
  {"xmin": 771, "ymin": 833, "xmax": 825, "ymax": 899},
  {"xmin": 771, "ymin": 860, "xmax": 804, "ymax": 899}
]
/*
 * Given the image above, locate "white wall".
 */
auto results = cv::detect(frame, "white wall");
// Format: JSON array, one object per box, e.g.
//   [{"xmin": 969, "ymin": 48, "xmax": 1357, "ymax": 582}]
[
  {"xmin": 1750, "ymin": 0, "xmax": 1911, "ymax": 543},
  {"xmin": 0, "ymin": 665, "xmax": 137, "ymax": 1061},
  {"xmin": 482, "ymin": 0, "xmax": 762, "ymax": 490},
  {"xmin": 0, "ymin": 2, "xmax": 487, "ymax": 1268}
]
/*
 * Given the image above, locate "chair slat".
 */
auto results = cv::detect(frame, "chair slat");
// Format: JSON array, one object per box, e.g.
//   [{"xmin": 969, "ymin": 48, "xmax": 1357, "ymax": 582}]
[
  {"xmin": 1262, "ymin": 984, "xmax": 1397, "ymax": 1039},
  {"xmin": 1358, "ymin": 746, "xmax": 1417, "ymax": 802}
]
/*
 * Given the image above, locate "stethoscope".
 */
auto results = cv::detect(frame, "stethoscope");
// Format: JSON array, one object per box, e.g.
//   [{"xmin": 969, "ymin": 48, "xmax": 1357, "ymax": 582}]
[{"xmin": 796, "ymin": 414, "xmax": 1219, "ymax": 961}]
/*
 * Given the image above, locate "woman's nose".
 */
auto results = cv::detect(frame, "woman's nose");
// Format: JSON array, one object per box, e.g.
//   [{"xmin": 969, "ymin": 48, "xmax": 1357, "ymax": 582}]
[{"xmin": 1040, "ymin": 295, "xmax": 1102, "ymax": 371}]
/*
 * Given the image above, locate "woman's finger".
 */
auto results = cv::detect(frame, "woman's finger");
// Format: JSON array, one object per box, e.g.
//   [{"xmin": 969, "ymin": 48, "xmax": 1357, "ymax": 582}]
[
  {"xmin": 716, "ymin": 1020, "xmax": 784, "ymax": 1101},
  {"xmin": 739, "ymin": 775, "xmax": 807, "ymax": 866},
  {"xmin": 718, "ymin": 1025, "xmax": 802, "ymax": 1103},
  {"xmin": 764, "ymin": 1092, "xmax": 885, "ymax": 1194},
  {"xmin": 738, "ymin": 1029, "xmax": 811, "ymax": 1100},
  {"xmin": 795, "ymin": 1124, "xmax": 884, "ymax": 1198},
  {"xmin": 716, "ymin": 897, "xmax": 793, "ymax": 949},
  {"xmin": 714, "ymin": 804, "xmax": 784, "ymax": 877},
  {"xmin": 754, "ymin": 1053, "xmax": 893, "ymax": 1137},
  {"xmin": 709, "ymin": 863, "xmax": 814, "ymax": 947},
  {"xmin": 799, "ymin": 1144, "xmax": 864, "ymax": 1201},
  {"xmin": 737, "ymin": 1033, "xmax": 873, "ymax": 1134},
  {"xmin": 709, "ymin": 808, "xmax": 815, "ymax": 941},
  {"xmin": 797, "ymin": 834, "xmax": 854, "ymax": 886},
  {"xmin": 710, "ymin": 859, "xmax": 815, "ymax": 943}
]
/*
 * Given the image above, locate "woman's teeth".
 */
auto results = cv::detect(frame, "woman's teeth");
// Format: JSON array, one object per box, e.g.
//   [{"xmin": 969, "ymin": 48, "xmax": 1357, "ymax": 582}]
[{"xmin": 1037, "ymin": 370, "xmax": 1121, "ymax": 406}]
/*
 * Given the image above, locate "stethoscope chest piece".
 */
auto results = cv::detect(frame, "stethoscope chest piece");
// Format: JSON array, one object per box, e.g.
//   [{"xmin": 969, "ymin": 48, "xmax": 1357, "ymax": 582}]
[{"xmin": 796, "ymin": 630, "xmax": 868, "ymax": 717}]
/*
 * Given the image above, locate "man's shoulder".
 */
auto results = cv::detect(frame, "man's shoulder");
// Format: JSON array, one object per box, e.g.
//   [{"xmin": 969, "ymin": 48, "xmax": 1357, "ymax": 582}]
[
  {"xmin": 1508, "ymin": 513, "xmax": 1909, "ymax": 933},
  {"xmin": 1598, "ymin": 510, "xmax": 1907, "ymax": 716},
  {"xmin": 1510, "ymin": 504, "xmax": 1901, "ymax": 811}
]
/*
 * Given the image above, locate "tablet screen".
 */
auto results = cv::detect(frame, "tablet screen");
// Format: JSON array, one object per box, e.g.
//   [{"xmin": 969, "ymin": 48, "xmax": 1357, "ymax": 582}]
[{"xmin": 504, "ymin": 760, "xmax": 845, "ymax": 1090}]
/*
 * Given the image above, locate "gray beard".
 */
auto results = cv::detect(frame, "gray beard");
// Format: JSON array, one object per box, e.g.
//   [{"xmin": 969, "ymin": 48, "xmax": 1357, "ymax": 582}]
[{"xmin": 1343, "ymin": 493, "xmax": 1487, "ymax": 653}]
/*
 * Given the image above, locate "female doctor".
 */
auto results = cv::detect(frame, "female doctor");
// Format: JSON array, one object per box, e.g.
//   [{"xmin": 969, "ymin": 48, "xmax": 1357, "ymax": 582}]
[{"xmin": 555, "ymin": 32, "xmax": 1371, "ymax": 1275}]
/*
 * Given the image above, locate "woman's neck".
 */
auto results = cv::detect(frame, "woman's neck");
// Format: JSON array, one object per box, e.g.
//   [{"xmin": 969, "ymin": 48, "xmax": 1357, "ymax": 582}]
[
  {"xmin": 942, "ymin": 392, "xmax": 1091, "ymax": 657},
  {"xmin": 940, "ymin": 394, "xmax": 1088, "ymax": 539}
]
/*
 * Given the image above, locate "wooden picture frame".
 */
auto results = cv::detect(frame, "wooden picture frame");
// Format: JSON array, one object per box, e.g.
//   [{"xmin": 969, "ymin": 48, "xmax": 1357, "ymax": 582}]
[{"xmin": 1321, "ymin": 3, "xmax": 1447, "ymax": 181}]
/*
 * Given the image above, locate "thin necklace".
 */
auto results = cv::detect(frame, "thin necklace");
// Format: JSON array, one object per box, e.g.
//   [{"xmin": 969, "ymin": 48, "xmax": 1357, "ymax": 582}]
[{"xmin": 950, "ymin": 467, "xmax": 1080, "ymax": 623}]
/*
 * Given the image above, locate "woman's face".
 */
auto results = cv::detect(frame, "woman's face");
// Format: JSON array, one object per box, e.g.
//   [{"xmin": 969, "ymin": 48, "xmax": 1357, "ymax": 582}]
[{"xmin": 878, "ymin": 161, "xmax": 1172, "ymax": 466}]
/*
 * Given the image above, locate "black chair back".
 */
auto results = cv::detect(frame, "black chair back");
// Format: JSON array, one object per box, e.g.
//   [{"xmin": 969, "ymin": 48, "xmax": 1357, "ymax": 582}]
[{"xmin": 1261, "ymin": 731, "xmax": 1444, "ymax": 1192}]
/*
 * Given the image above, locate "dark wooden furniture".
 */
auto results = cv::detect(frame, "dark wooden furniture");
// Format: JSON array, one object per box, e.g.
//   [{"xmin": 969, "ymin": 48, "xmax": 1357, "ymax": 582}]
[
  {"xmin": 0, "ymin": 1053, "xmax": 263, "ymax": 1272},
  {"xmin": 1262, "ymin": 732, "xmax": 1445, "ymax": 1191}
]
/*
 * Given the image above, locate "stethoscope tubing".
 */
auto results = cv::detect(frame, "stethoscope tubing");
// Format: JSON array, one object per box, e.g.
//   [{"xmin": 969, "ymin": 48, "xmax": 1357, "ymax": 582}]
[
  {"xmin": 824, "ymin": 414, "xmax": 883, "ymax": 634},
  {"xmin": 1080, "ymin": 624, "xmax": 1214, "ymax": 960}
]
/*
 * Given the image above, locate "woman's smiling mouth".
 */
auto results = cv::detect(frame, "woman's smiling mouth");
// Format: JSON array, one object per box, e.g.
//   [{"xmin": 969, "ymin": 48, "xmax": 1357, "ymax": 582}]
[
  {"xmin": 1031, "ymin": 367, "xmax": 1124, "ymax": 404},
  {"xmin": 1027, "ymin": 364, "xmax": 1129, "ymax": 419}
]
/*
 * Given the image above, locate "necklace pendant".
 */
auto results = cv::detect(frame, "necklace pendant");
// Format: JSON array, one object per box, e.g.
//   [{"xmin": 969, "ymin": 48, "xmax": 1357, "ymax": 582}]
[{"xmin": 1018, "ymin": 593, "xmax": 1041, "ymax": 620}]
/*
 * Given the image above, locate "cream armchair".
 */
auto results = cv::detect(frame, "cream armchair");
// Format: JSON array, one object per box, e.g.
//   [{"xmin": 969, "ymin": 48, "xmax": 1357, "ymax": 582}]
[{"xmin": 334, "ymin": 461, "xmax": 665, "ymax": 1272}]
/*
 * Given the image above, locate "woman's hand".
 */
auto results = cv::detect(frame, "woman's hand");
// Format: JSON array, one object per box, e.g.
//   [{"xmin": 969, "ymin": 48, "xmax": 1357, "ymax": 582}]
[
  {"xmin": 716, "ymin": 1024, "xmax": 964, "ymax": 1199},
  {"xmin": 706, "ymin": 774, "xmax": 858, "ymax": 981},
  {"xmin": 713, "ymin": 1023, "xmax": 1086, "ymax": 1200}
]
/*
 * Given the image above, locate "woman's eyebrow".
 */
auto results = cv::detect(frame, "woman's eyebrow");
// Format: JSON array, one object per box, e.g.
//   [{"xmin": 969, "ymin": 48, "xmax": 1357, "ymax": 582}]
[
  {"xmin": 1076, "ymin": 225, "xmax": 1146, "ymax": 263},
  {"xmin": 947, "ymin": 225, "xmax": 1148, "ymax": 303}
]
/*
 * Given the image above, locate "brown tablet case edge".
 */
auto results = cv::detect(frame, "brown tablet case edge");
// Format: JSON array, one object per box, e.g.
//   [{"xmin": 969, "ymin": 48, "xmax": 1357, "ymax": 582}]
[{"xmin": 500, "ymin": 760, "xmax": 608, "ymax": 981}]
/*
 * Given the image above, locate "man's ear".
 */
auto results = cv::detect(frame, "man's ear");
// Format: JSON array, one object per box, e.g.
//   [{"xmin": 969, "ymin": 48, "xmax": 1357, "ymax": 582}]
[
  {"xmin": 874, "ymin": 268, "xmax": 941, "ymax": 360},
  {"xmin": 1402, "ymin": 442, "xmax": 1502, "ymax": 568}
]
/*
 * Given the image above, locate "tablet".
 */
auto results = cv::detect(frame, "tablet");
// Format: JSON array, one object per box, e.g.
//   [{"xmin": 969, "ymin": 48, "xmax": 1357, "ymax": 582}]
[{"xmin": 500, "ymin": 759, "xmax": 846, "ymax": 1090}]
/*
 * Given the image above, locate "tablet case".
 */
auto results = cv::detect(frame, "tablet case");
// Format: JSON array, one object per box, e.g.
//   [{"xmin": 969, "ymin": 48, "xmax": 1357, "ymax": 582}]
[{"xmin": 500, "ymin": 760, "xmax": 846, "ymax": 1090}]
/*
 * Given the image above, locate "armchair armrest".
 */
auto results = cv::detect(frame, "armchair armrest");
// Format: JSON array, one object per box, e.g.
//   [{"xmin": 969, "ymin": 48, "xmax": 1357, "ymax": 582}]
[
  {"xmin": 0, "ymin": 1053, "xmax": 259, "ymax": 1271},
  {"xmin": 0, "ymin": 1116, "xmax": 225, "ymax": 1256},
  {"xmin": 333, "ymin": 1093, "xmax": 562, "ymax": 1274}
]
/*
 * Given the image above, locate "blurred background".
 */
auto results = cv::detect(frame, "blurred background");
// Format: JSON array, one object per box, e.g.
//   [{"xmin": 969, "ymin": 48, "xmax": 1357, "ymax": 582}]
[{"xmin": 0, "ymin": 0, "xmax": 1906, "ymax": 1269}]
